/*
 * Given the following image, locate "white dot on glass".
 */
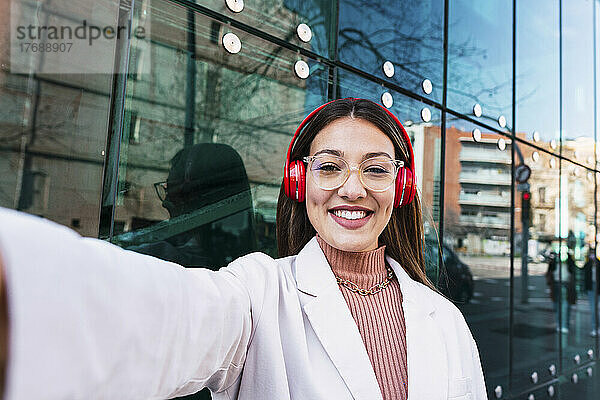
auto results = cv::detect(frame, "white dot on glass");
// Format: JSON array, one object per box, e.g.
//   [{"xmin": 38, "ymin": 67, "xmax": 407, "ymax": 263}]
[
  {"xmin": 549, "ymin": 158, "xmax": 556, "ymax": 168},
  {"xmin": 494, "ymin": 386, "xmax": 503, "ymax": 398},
  {"xmin": 294, "ymin": 60, "xmax": 310, "ymax": 79},
  {"xmin": 420, "ymin": 107, "xmax": 431, "ymax": 122},
  {"xmin": 222, "ymin": 32, "xmax": 242, "ymax": 54},
  {"xmin": 381, "ymin": 92, "xmax": 393, "ymax": 108},
  {"xmin": 422, "ymin": 79, "xmax": 433, "ymax": 95},
  {"xmin": 383, "ymin": 61, "xmax": 395, "ymax": 78},
  {"xmin": 472, "ymin": 128, "xmax": 482, "ymax": 142},
  {"xmin": 225, "ymin": 0, "xmax": 244, "ymax": 13},
  {"xmin": 296, "ymin": 23, "xmax": 312, "ymax": 42},
  {"xmin": 473, "ymin": 103, "xmax": 482, "ymax": 117},
  {"xmin": 533, "ymin": 131, "xmax": 540, "ymax": 142},
  {"xmin": 497, "ymin": 138, "xmax": 506, "ymax": 151},
  {"xmin": 498, "ymin": 115, "xmax": 506, "ymax": 128},
  {"xmin": 532, "ymin": 151, "xmax": 539, "ymax": 162},
  {"xmin": 550, "ymin": 139, "xmax": 557, "ymax": 150}
]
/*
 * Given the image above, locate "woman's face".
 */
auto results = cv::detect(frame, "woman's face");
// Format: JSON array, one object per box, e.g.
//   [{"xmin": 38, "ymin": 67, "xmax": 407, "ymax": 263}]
[{"xmin": 306, "ymin": 117, "xmax": 396, "ymax": 252}]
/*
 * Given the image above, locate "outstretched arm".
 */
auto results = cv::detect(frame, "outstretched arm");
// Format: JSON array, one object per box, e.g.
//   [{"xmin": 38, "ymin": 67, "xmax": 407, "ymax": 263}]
[{"xmin": 0, "ymin": 208, "xmax": 252, "ymax": 399}]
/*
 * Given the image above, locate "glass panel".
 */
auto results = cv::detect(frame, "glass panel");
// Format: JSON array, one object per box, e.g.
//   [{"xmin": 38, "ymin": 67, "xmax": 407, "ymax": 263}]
[
  {"xmin": 0, "ymin": 1, "xmax": 112, "ymax": 237},
  {"xmin": 562, "ymin": 0, "xmax": 595, "ymax": 169},
  {"xmin": 559, "ymin": 160, "xmax": 596, "ymax": 375},
  {"xmin": 559, "ymin": 366, "xmax": 600, "ymax": 399},
  {"xmin": 337, "ymin": 70, "xmax": 442, "ymax": 280},
  {"xmin": 338, "ymin": 0, "xmax": 444, "ymax": 102},
  {"xmin": 516, "ymin": 0, "xmax": 560, "ymax": 150},
  {"xmin": 443, "ymin": 118, "xmax": 511, "ymax": 397},
  {"xmin": 511, "ymin": 144, "xmax": 560, "ymax": 393},
  {"xmin": 448, "ymin": 1, "xmax": 512, "ymax": 129},
  {"xmin": 107, "ymin": 0, "xmax": 329, "ymax": 276},
  {"xmin": 200, "ymin": 0, "xmax": 335, "ymax": 57}
]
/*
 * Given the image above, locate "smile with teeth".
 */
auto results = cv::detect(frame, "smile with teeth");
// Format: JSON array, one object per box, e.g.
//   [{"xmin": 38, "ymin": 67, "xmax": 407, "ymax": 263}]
[{"xmin": 332, "ymin": 210, "xmax": 370, "ymax": 220}]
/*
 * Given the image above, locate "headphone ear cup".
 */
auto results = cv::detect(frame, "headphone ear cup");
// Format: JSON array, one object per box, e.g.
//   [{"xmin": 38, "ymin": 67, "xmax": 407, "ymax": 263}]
[
  {"xmin": 402, "ymin": 167, "xmax": 416, "ymax": 207},
  {"xmin": 394, "ymin": 167, "xmax": 416, "ymax": 208},
  {"xmin": 287, "ymin": 160, "xmax": 306, "ymax": 202},
  {"xmin": 297, "ymin": 160, "xmax": 306, "ymax": 202},
  {"xmin": 283, "ymin": 161, "xmax": 292, "ymax": 198}
]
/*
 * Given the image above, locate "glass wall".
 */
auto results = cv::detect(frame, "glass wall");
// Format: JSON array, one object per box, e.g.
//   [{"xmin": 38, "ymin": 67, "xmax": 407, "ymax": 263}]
[
  {"xmin": 104, "ymin": 0, "xmax": 329, "ymax": 269},
  {"xmin": 1, "ymin": 0, "xmax": 600, "ymax": 398}
]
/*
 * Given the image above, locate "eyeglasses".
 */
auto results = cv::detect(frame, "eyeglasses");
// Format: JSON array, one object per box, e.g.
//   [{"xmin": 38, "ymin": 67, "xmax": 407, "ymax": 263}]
[
  {"xmin": 154, "ymin": 180, "xmax": 168, "ymax": 202},
  {"xmin": 303, "ymin": 154, "xmax": 404, "ymax": 192}
]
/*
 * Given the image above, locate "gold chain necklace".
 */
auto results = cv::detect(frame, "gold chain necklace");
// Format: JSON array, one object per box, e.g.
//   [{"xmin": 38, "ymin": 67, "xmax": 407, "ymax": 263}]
[{"xmin": 334, "ymin": 265, "xmax": 395, "ymax": 296}]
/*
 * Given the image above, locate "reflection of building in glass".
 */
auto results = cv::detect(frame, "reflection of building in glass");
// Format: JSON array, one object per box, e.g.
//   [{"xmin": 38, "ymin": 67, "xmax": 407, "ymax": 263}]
[
  {"xmin": 444, "ymin": 127, "xmax": 511, "ymax": 255},
  {"xmin": 523, "ymin": 137, "xmax": 596, "ymax": 261},
  {"xmin": 561, "ymin": 138, "xmax": 596, "ymax": 252},
  {"xmin": 0, "ymin": 71, "xmax": 109, "ymax": 237},
  {"xmin": 526, "ymin": 151, "xmax": 559, "ymax": 244}
]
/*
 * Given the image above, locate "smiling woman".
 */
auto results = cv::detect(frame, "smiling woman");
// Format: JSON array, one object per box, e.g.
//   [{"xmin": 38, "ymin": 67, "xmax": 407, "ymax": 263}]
[
  {"xmin": 277, "ymin": 99, "xmax": 424, "ymax": 283},
  {"xmin": 0, "ymin": 98, "xmax": 486, "ymax": 400}
]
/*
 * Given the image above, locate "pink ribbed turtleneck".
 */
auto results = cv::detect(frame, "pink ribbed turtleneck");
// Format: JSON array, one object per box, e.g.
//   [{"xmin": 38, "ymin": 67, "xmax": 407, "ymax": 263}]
[{"xmin": 316, "ymin": 235, "xmax": 408, "ymax": 400}]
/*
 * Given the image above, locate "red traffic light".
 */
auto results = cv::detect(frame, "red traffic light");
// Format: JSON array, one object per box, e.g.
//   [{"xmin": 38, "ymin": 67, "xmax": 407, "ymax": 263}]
[{"xmin": 522, "ymin": 192, "xmax": 531, "ymax": 201}]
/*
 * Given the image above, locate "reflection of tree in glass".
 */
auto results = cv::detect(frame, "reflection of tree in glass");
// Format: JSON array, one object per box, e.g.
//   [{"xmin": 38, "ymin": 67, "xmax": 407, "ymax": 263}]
[
  {"xmin": 337, "ymin": 0, "xmax": 529, "ymax": 118},
  {"xmin": 338, "ymin": 1, "xmax": 451, "ymax": 86}
]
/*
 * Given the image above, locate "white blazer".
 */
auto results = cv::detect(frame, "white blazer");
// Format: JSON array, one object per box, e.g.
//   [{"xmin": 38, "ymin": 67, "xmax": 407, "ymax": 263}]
[{"xmin": 0, "ymin": 208, "xmax": 486, "ymax": 399}]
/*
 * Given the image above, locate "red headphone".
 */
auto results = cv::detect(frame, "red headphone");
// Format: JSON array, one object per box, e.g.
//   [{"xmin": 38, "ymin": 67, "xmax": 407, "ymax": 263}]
[{"xmin": 283, "ymin": 98, "xmax": 416, "ymax": 208}]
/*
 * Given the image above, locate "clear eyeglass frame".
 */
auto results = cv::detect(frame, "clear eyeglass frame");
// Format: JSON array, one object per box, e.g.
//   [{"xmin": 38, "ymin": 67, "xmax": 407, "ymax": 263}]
[
  {"xmin": 302, "ymin": 154, "xmax": 404, "ymax": 192},
  {"xmin": 153, "ymin": 180, "xmax": 168, "ymax": 202}
]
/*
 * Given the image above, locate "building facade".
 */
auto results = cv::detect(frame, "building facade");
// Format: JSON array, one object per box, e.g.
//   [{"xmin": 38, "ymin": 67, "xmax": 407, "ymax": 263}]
[{"xmin": 2, "ymin": 0, "xmax": 600, "ymax": 398}]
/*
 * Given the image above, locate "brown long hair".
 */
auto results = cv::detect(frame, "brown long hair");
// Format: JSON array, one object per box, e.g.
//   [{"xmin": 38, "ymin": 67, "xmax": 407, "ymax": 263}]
[{"xmin": 276, "ymin": 98, "xmax": 434, "ymax": 289}]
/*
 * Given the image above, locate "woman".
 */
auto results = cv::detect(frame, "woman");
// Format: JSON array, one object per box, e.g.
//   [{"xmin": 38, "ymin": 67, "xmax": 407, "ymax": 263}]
[{"xmin": 0, "ymin": 98, "xmax": 486, "ymax": 399}]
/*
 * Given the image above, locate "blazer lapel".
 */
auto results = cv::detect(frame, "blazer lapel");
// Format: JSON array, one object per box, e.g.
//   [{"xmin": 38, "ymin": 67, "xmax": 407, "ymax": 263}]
[
  {"xmin": 387, "ymin": 257, "xmax": 449, "ymax": 400},
  {"xmin": 296, "ymin": 238, "xmax": 382, "ymax": 400}
]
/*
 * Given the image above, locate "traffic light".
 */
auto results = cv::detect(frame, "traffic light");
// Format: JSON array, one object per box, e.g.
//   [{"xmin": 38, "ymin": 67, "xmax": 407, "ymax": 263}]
[{"xmin": 521, "ymin": 191, "xmax": 531, "ymax": 224}]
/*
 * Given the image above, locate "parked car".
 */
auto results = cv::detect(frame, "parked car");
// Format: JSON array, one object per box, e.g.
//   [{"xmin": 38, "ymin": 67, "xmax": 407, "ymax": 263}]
[
  {"xmin": 425, "ymin": 241, "xmax": 474, "ymax": 303},
  {"xmin": 440, "ymin": 245, "xmax": 474, "ymax": 303}
]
